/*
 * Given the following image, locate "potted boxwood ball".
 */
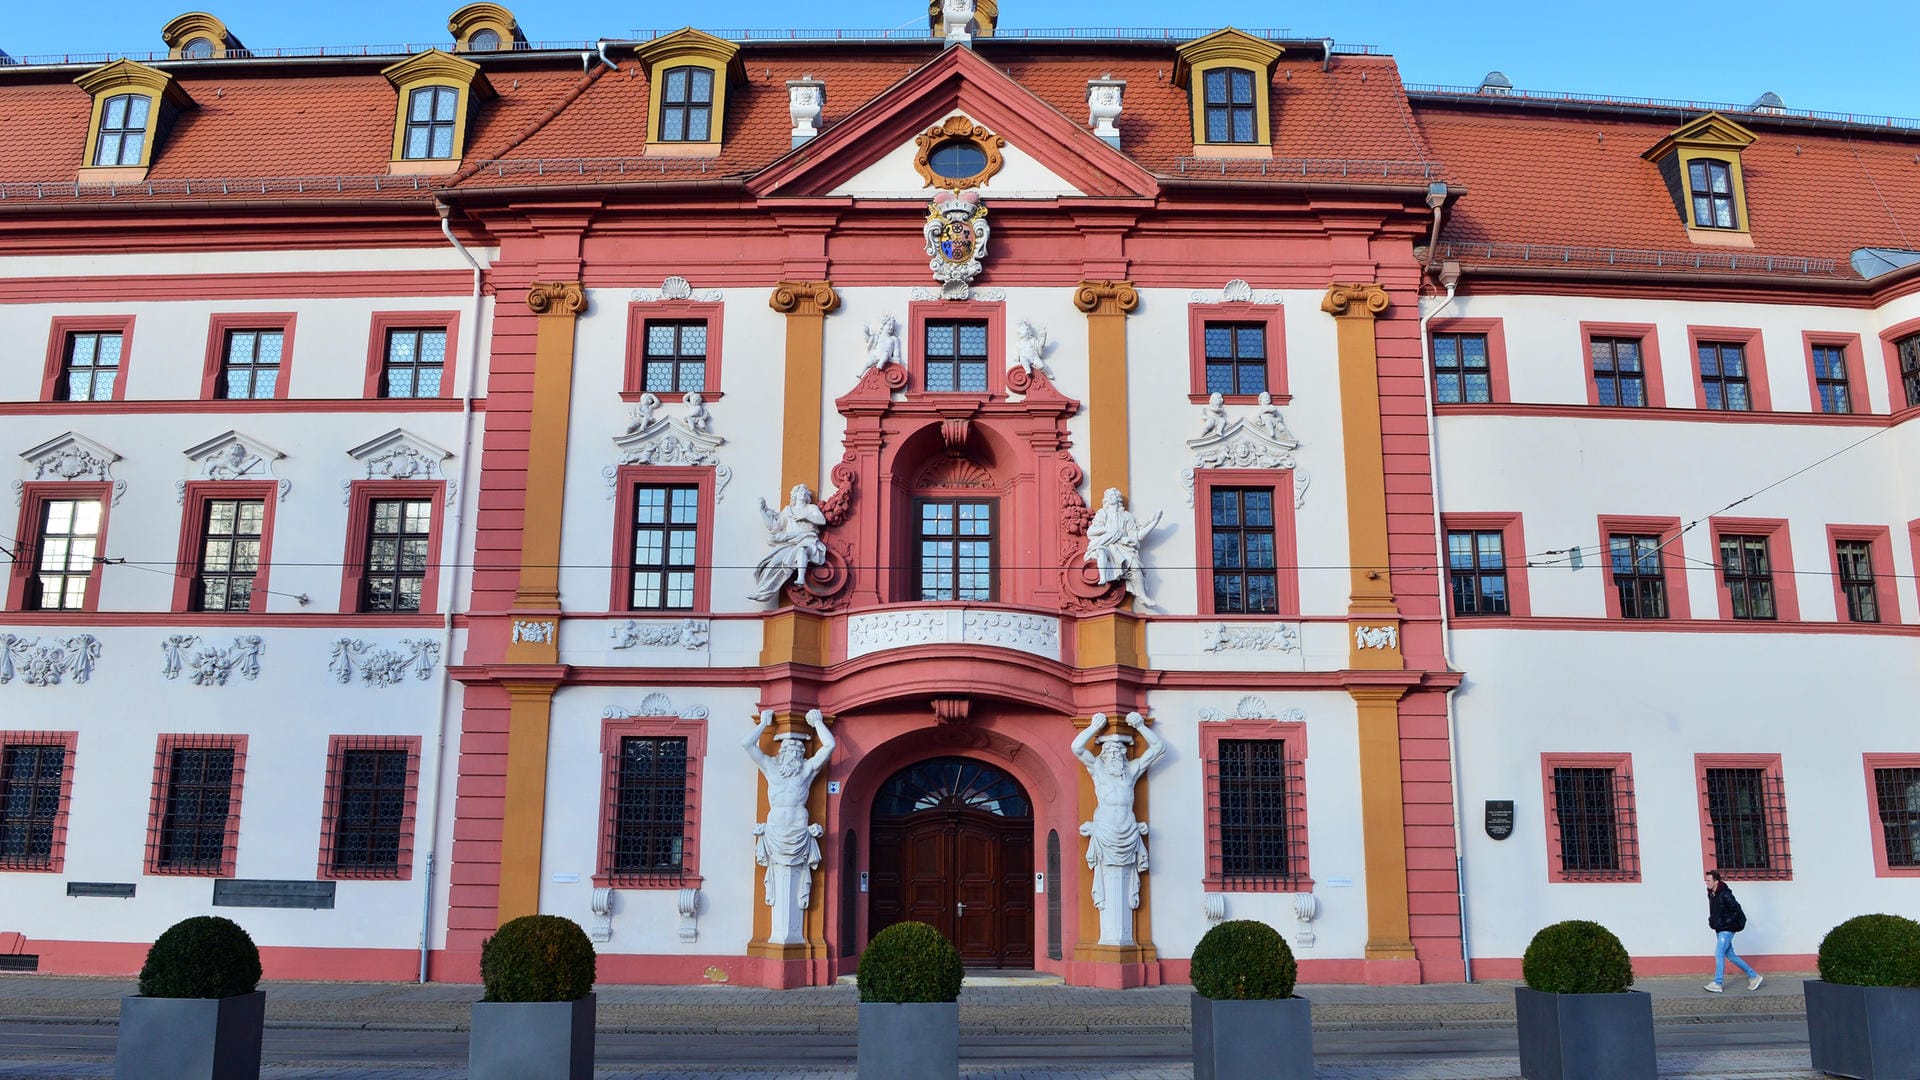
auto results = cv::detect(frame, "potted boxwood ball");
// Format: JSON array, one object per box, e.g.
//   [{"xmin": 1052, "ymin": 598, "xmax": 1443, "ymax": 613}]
[
  {"xmin": 856, "ymin": 921, "xmax": 963, "ymax": 1080},
  {"xmin": 1514, "ymin": 920, "xmax": 1653, "ymax": 1080},
  {"xmin": 470, "ymin": 914, "xmax": 598, "ymax": 1080},
  {"xmin": 1804, "ymin": 913, "xmax": 1920, "ymax": 1079},
  {"xmin": 1189, "ymin": 919, "xmax": 1310, "ymax": 1080},
  {"xmin": 115, "ymin": 915, "xmax": 265, "ymax": 1080}
]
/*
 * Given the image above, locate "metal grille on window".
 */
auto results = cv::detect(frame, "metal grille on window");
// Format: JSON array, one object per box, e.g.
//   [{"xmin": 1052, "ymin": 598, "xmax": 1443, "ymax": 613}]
[
  {"xmin": 1432, "ymin": 333, "xmax": 1491, "ymax": 404},
  {"xmin": 607, "ymin": 736, "xmax": 691, "ymax": 883},
  {"xmin": 1203, "ymin": 322, "xmax": 1267, "ymax": 397},
  {"xmin": 1688, "ymin": 159, "xmax": 1738, "ymax": 229},
  {"xmin": 194, "ymin": 499, "xmax": 264, "ymax": 613},
  {"xmin": 151, "ymin": 739, "xmax": 240, "ymax": 874},
  {"xmin": 1697, "ymin": 343, "xmax": 1752, "ymax": 411},
  {"xmin": 1811, "ymin": 345, "xmax": 1852, "ymax": 414},
  {"xmin": 1446, "ymin": 529, "xmax": 1509, "ymax": 616},
  {"xmin": 61, "ymin": 332, "xmax": 122, "ymax": 402},
  {"xmin": 915, "ymin": 498, "xmax": 994, "ymax": 601},
  {"xmin": 30, "ymin": 499, "xmax": 102, "ymax": 612},
  {"xmin": 631, "ymin": 484, "xmax": 698, "ymax": 610},
  {"xmin": 1210, "ymin": 487, "xmax": 1277, "ymax": 614},
  {"xmin": 1590, "ymin": 337, "xmax": 1646, "ymax": 407},
  {"xmin": 1703, "ymin": 767, "xmax": 1791, "ymax": 879},
  {"xmin": 1899, "ymin": 333, "xmax": 1920, "ymax": 410},
  {"xmin": 661, "ymin": 66, "xmax": 714, "ymax": 142},
  {"xmin": 1549, "ymin": 767, "xmax": 1639, "ymax": 881},
  {"xmin": 404, "ymin": 86, "xmax": 459, "ymax": 159},
  {"xmin": 1046, "ymin": 829, "xmax": 1062, "ymax": 960},
  {"xmin": 1207, "ymin": 739, "xmax": 1307, "ymax": 890},
  {"xmin": 924, "ymin": 321, "xmax": 989, "ymax": 393},
  {"xmin": 1717, "ymin": 534, "xmax": 1775, "ymax": 620},
  {"xmin": 1608, "ymin": 533, "xmax": 1668, "ymax": 618},
  {"xmin": 1872, "ymin": 767, "xmax": 1920, "ymax": 869},
  {"xmin": 642, "ymin": 321, "xmax": 708, "ymax": 394},
  {"xmin": 1836, "ymin": 540, "xmax": 1879, "ymax": 624},
  {"xmin": 0, "ymin": 742, "xmax": 68, "ymax": 870},
  {"xmin": 381, "ymin": 328, "xmax": 447, "ymax": 399},
  {"xmin": 93, "ymin": 93, "xmax": 150, "ymax": 167},
  {"xmin": 325, "ymin": 743, "xmax": 414, "ymax": 876},
  {"xmin": 1203, "ymin": 67, "xmax": 1256, "ymax": 144},
  {"xmin": 219, "ymin": 330, "xmax": 284, "ymax": 400},
  {"xmin": 361, "ymin": 498, "xmax": 432, "ymax": 613}
]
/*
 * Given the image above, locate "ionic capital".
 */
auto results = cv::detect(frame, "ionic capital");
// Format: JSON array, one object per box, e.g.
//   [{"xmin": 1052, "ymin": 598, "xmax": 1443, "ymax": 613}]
[
  {"xmin": 1073, "ymin": 279, "xmax": 1140, "ymax": 316},
  {"xmin": 1320, "ymin": 283, "xmax": 1391, "ymax": 318},
  {"xmin": 525, "ymin": 281, "xmax": 586, "ymax": 316},
  {"xmin": 768, "ymin": 279, "xmax": 839, "ymax": 317}
]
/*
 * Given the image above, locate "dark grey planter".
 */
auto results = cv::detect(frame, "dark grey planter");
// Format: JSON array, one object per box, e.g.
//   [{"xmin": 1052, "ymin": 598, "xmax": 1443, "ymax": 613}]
[
  {"xmin": 857, "ymin": 1001, "xmax": 959, "ymax": 1080},
  {"xmin": 1191, "ymin": 992, "xmax": 1313, "ymax": 1080},
  {"xmin": 469, "ymin": 995, "xmax": 595, "ymax": 1080},
  {"xmin": 114, "ymin": 990, "xmax": 265, "ymax": 1080},
  {"xmin": 1805, "ymin": 979, "xmax": 1920, "ymax": 1079},
  {"xmin": 1514, "ymin": 986, "xmax": 1655, "ymax": 1080}
]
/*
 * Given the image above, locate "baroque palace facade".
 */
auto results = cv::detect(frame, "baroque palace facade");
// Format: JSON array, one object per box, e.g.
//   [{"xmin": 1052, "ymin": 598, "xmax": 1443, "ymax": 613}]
[{"xmin": 0, "ymin": 3, "xmax": 1914, "ymax": 986}]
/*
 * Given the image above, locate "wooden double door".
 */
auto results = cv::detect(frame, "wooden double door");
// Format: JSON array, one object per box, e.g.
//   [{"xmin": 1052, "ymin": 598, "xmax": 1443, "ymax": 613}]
[{"xmin": 868, "ymin": 758, "xmax": 1034, "ymax": 968}]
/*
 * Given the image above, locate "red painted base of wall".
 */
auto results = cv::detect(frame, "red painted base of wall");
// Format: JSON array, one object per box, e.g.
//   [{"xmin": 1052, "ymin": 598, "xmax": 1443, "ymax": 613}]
[
  {"xmin": 1471, "ymin": 953, "xmax": 1817, "ymax": 980},
  {"xmin": 24, "ymin": 940, "xmax": 420, "ymax": 981},
  {"xmin": 1066, "ymin": 958, "xmax": 1162, "ymax": 989}
]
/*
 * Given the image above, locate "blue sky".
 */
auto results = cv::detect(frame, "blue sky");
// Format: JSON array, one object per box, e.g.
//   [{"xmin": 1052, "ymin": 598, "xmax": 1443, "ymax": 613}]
[{"xmin": 6, "ymin": 1, "xmax": 1917, "ymax": 118}]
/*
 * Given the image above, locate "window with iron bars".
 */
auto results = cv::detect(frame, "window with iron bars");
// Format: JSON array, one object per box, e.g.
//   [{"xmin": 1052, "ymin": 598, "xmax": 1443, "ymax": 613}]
[
  {"xmin": 1703, "ymin": 765, "xmax": 1791, "ymax": 880},
  {"xmin": 1549, "ymin": 766, "xmax": 1640, "ymax": 881},
  {"xmin": 1207, "ymin": 739, "xmax": 1308, "ymax": 890},
  {"xmin": 605, "ymin": 736, "xmax": 693, "ymax": 884},
  {"xmin": 321, "ymin": 738, "xmax": 417, "ymax": 878},
  {"xmin": 148, "ymin": 737, "xmax": 243, "ymax": 875},
  {"xmin": 0, "ymin": 740, "xmax": 70, "ymax": 870},
  {"xmin": 1872, "ymin": 767, "xmax": 1920, "ymax": 870}
]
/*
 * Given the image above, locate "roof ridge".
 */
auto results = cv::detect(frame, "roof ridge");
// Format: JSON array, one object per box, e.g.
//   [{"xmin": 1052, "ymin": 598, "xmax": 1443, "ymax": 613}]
[{"xmin": 450, "ymin": 63, "xmax": 608, "ymax": 187}]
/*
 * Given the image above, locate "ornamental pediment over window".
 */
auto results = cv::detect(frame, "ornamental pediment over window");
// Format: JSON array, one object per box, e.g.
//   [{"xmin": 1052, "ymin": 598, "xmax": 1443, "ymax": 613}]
[
  {"xmin": 1181, "ymin": 412, "xmax": 1308, "ymax": 508},
  {"xmin": 179, "ymin": 430, "xmax": 289, "ymax": 503},
  {"xmin": 343, "ymin": 428, "xmax": 457, "ymax": 505},
  {"xmin": 603, "ymin": 399, "xmax": 731, "ymax": 502},
  {"xmin": 16, "ymin": 432, "xmax": 125, "ymax": 505}
]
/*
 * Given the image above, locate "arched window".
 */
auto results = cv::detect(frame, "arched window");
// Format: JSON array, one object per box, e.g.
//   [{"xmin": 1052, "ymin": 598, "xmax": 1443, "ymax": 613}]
[
  {"xmin": 873, "ymin": 757, "xmax": 1030, "ymax": 818},
  {"xmin": 467, "ymin": 29, "xmax": 502, "ymax": 51},
  {"xmin": 180, "ymin": 38, "xmax": 215, "ymax": 60}
]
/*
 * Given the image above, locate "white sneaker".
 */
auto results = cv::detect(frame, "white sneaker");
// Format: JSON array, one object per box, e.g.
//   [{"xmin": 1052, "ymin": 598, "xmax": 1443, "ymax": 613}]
[
  {"xmin": 1704, "ymin": 982, "xmax": 1724, "ymax": 993},
  {"xmin": 1748, "ymin": 974, "xmax": 1764, "ymax": 991}
]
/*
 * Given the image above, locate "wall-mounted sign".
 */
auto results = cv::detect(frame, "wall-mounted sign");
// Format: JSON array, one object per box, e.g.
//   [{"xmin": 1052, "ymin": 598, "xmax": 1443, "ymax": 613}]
[
  {"xmin": 212, "ymin": 879, "xmax": 336, "ymax": 909},
  {"xmin": 1485, "ymin": 800, "xmax": 1515, "ymax": 841}
]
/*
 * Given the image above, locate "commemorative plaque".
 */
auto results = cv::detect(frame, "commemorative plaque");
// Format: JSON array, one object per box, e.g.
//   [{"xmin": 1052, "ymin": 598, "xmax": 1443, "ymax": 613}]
[{"xmin": 1484, "ymin": 800, "xmax": 1515, "ymax": 841}]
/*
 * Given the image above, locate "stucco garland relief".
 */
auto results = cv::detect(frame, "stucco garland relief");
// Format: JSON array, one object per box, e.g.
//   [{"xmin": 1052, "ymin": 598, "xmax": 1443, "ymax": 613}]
[
  {"xmin": 0, "ymin": 633, "xmax": 101, "ymax": 686},
  {"xmin": 327, "ymin": 638, "xmax": 440, "ymax": 687},
  {"xmin": 510, "ymin": 620, "xmax": 555, "ymax": 646},
  {"xmin": 160, "ymin": 634, "xmax": 263, "ymax": 686},
  {"xmin": 1189, "ymin": 278, "xmax": 1284, "ymax": 305},
  {"xmin": 1354, "ymin": 624, "xmax": 1399, "ymax": 650},
  {"xmin": 604, "ymin": 693, "xmax": 710, "ymax": 720},
  {"xmin": 844, "ymin": 608, "xmax": 1061, "ymax": 661},
  {"xmin": 629, "ymin": 276, "xmax": 723, "ymax": 303},
  {"xmin": 1182, "ymin": 408, "xmax": 1309, "ymax": 509},
  {"xmin": 1197, "ymin": 695, "xmax": 1305, "ymax": 723},
  {"xmin": 178, "ymin": 431, "xmax": 289, "ymax": 504},
  {"xmin": 1200, "ymin": 622, "xmax": 1300, "ymax": 653},
  {"xmin": 610, "ymin": 618, "xmax": 711, "ymax": 651},
  {"xmin": 908, "ymin": 287, "xmax": 1004, "ymax": 302},
  {"xmin": 343, "ymin": 429, "xmax": 458, "ymax": 506},
  {"xmin": 603, "ymin": 410, "xmax": 731, "ymax": 502},
  {"xmin": 16, "ymin": 433, "xmax": 126, "ymax": 506}
]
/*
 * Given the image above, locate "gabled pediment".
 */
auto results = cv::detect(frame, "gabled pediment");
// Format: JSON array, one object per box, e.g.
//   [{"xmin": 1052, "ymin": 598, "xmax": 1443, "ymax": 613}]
[
  {"xmin": 749, "ymin": 45, "xmax": 1157, "ymax": 200},
  {"xmin": 18, "ymin": 432, "xmax": 125, "ymax": 504},
  {"xmin": 606, "ymin": 414, "xmax": 732, "ymax": 502},
  {"xmin": 348, "ymin": 429, "xmax": 455, "ymax": 481},
  {"xmin": 181, "ymin": 430, "xmax": 289, "ymax": 501},
  {"xmin": 1642, "ymin": 111, "xmax": 1758, "ymax": 162}
]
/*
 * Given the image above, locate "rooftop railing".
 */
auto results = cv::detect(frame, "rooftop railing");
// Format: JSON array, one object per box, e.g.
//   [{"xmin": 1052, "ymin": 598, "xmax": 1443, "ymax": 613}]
[
  {"xmin": 1406, "ymin": 83, "xmax": 1920, "ymax": 134},
  {"xmin": 1175, "ymin": 157, "xmax": 1443, "ymax": 180}
]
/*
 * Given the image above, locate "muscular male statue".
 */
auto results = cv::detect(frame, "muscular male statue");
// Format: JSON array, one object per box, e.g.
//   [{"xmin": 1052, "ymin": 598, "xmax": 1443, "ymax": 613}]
[
  {"xmin": 742, "ymin": 708, "xmax": 835, "ymax": 923},
  {"xmin": 1072, "ymin": 711, "xmax": 1167, "ymax": 945}
]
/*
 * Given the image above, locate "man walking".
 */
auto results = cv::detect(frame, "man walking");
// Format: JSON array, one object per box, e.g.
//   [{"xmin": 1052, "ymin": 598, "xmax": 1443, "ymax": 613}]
[{"xmin": 1704, "ymin": 870, "xmax": 1763, "ymax": 992}]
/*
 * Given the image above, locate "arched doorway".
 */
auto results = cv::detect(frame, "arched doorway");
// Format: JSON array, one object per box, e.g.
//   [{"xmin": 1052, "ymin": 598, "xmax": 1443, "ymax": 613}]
[{"xmin": 868, "ymin": 756, "xmax": 1035, "ymax": 968}]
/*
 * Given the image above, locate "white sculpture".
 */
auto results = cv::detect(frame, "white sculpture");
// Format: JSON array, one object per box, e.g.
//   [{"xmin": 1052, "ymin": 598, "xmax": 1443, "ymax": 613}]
[
  {"xmin": 923, "ymin": 189, "xmax": 990, "ymax": 299},
  {"xmin": 1087, "ymin": 78, "xmax": 1126, "ymax": 142},
  {"xmin": 1083, "ymin": 487, "xmax": 1164, "ymax": 608},
  {"xmin": 786, "ymin": 78, "xmax": 824, "ymax": 143},
  {"xmin": 628, "ymin": 391, "xmax": 663, "ymax": 434},
  {"xmin": 743, "ymin": 708, "xmax": 835, "ymax": 945},
  {"xmin": 861, "ymin": 316, "xmax": 904, "ymax": 377},
  {"xmin": 1255, "ymin": 391, "xmax": 1287, "ymax": 442},
  {"xmin": 1012, "ymin": 319, "xmax": 1053, "ymax": 378},
  {"xmin": 1072, "ymin": 712, "xmax": 1166, "ymax": 945},
  {"xmin": 682, "ymin": 391, "xmax": 712, "ymax": 435},
  {"xmin": 1197, "ymin": 391, "xmax": 1229, "ymax": 438},
  {"xmin": 941, "ymin": 0, "xmax": 975, "ymax": 43},
  {"xmin": 750, "ymin": 484, "xmax": 829, "ymax": 602}
]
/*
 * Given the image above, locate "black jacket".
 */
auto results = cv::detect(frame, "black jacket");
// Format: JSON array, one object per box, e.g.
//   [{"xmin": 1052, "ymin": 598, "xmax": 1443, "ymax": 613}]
[{"xmin": 1707, "ymin": 885, "xmax": 1746, "ymax": 932}]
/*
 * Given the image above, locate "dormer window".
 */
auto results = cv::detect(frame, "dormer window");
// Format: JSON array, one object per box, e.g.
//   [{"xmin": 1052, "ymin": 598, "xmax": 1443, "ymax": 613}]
[
  {"xmin": 660, "ymin": 67, "xmax": 715, "ymax": 142},
  {"xmin": 635, "ymin": 29, "xmax": 742, "ymax": 155},
  {"xmin": 1203, "ymin": 68, "xmax": 1256, "ymax": 144},
  {"xmin": 404, "ymin": 87, "xmax": 460, "ymax": 160},
  {"xmin": 468, "ymin": 29, "xmax": 500, "ymax": 51},
  {"xmin": 162, "ymin": 13, "xmax": 243, "ymax": 60},
  {"xmin": 73, "ymin": 59, "xmax": 193, "ymax": 180},
  {"xmin": 94, "ymin": 94, "xmax": 151, "ymax": 166},
  {"xmin": 448, "ymin": 3, "xmax": 524, "ymax": 53},
  {"xmin": 1173, "ymin": 28, "xmax": 1284, "ymax": 156},
  {"xmin": 180, "ymin": 38, "xmax": 215, "ymax": 60},
  {"xmin": 1689, "ymin": 160, "xmax": 1737, "ymax": 230},
  {"xmin": 1643, "ymin": 112, "xmax": 1756, "ymax": 246},
  {"xmin": 381, "ymin": 50, "xmax": 493, "ymax": 175}
]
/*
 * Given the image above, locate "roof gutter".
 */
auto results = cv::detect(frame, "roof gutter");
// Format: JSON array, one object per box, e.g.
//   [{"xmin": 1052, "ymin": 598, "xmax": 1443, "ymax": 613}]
[
  {"xmin": 1156, "ymin": 176, "xmax": 1450, "ymax": 201},
  {"xmin": 1454, "ymin": 261, "xmax": 1868, "ymax": 294},
  {"xmin": 435, "ymin": 177, "xmax": 753, "ymax": 202},
  {"xmin": 0, "ymin": 196, "xmax": 443, "ymax": 215}
]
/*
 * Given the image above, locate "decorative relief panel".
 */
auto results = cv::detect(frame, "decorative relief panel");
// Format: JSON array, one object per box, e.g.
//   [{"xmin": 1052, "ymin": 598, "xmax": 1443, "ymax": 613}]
[
  {"xmin": 610, "ymin": 618, "xmax": 711, "ymax": 651},
  {"xmin": 1354, "ymin": 624, "xmax": 1400, "ymax": 650},
  {"xmin": 344, "ymin": 429, "xmax": 457, "ymax": 506},
  {"xmin": 160, "ymin": 634, "xmax": 263, "ymax": 686},
  {"xmin": 510, "ymin": 619, "xmax": 555, "ymax": 646},
  {"xmin": 604, "ymin": 692, "xmax": 709, "ymax": 720},
  {"xmin": 179, "ymin": 431, "xmax": 289, "ymax": 503},
  {"xmin": 0, "ymin": 633, "xmax": 101, "ymax": 686},
  {"xmin": 17, "ymin": 433, "xmax": 125, "ymax": 505},
  {"xmin": 1183, "ymin": 406, "xmax": 1309, "ymax": 509},
  {"xmin": 908, "ymin": 287, "xmax": 1004, "ymax": 302},
  {"xmin": 327, "ymin": 638, "xmax": 441, "ymax": 687},
  {"xmin": 603, "ymin": 413, "xmax": 730, "ymax": 502},
  {"xmin": 1197, "ymin": 694, "xmax": 1305, "ymax": 723},
  {"xmin": 629, "ymin": 276, "xmax": 723, "ymax": 303},
  {"xmin": 1200, "ymin": 622, "xmax": 1300, "ymax": 653},
  {"xmin": 845, "ymin": 607, "xmax": 1061, "ymax": 662},
  {"xmin": 1190, "ymin": 278, "xmax": 1284, "ymax": 304}
]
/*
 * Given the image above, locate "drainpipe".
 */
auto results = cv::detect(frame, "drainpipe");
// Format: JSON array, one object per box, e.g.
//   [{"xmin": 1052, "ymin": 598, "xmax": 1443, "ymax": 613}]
[
  {"xmin": 415, "ymin": 200, "xmax": 489, "ymax": 982},
  {"xmin": 594, "ymin": 39, "xmax": 619, "ymax": 71}
]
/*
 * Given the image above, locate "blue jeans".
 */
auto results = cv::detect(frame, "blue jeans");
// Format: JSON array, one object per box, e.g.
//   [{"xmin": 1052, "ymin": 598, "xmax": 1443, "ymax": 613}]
[{"xmin": 1714, "ymin": 930, "xmax": 1757, "ymax": 984}]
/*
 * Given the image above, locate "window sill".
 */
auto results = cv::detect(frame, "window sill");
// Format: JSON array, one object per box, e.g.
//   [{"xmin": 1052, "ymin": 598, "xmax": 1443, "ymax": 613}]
[
  {"xmin": 0, "ymin": 611, "xmax": 445, "ymax": 628},
  {"xmin": 76, "ymin": 165, "xmax": 151, "ymax": 184},
  {"xmin": 1188, "ymin": 393, "xmax": 1290, "ymax": 406},
  {"xmin": 619, "ymin": 390, "xmax": 724, "ymax": 403},
  {"xmin": 645, "ymin": 142, "xmax": 722, "ymax": 158},
  {"xmin": 1684, "ymin": 226, "xmax": 1754, "ymax": 248},
  {"xmin": 1, "ymin": 398, "xmax": 472, "ymax": 415},
  {"xmin": 1188, "ymin": 144, "xmax": 1272, "ymax": 160},
  {"xmin": 593, "ymin": 874, "xmax": 704, "ymax": 890},
  {"xmin": 1433, "ymin": 401, "xmax": 1888, "ymax": 427},
  {"xmin": 1202, "ymin": 876, "xmax": 1314, "ymax": 893},
  {"xmin": 388, "ymin": 158, "xmax": 460, "ymax": 176}
]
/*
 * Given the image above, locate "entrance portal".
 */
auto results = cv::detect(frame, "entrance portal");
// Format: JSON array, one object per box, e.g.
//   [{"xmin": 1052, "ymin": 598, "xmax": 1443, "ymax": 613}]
[{"xmin": 869, "ymin": 757, "xmax": 1035, "ymax": 968}]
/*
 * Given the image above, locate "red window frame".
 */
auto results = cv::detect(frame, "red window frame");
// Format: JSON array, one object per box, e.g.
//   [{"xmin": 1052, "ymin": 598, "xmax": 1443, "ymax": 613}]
[
  {"xmin": 8, "ymin": 482, "xmax": 113, "ymax": 613},
  {"xmin": 145, "ymin": 733, "xmax": 247, "ymax": 878},
  {"xmin": 623, "ymin": 301, "xmax": 723, "ymax": 401},
  {"xmin": 1579, "ymin": 322, "xmax": 1666, "ymax": 408},
  {"xmin": 1863, "ymin": 753, "xmax": 1920, "ymax": 878},
  {"xmin": 1801, "ymin": 332, "xmax": 1867, "ymax": 416},
  {"xmin": 1878, "ymin": 316, "xmax": 1920, "ymax": 415},
  {"xmin": 1686, "ymin": 325, "xmax": 1771, "ymax": 412},
  {"xmin": 339, "ymin": 480, "xmax": 446, "ymax": 615},
  {"xmin": 1193, "ymin": 469, "xmax": 1300, "ymax": 617},
  {"xmin": 1694, "ymin": 752, "xmax": 1791, "ymax": 881},
  {"xmin": 1595, "ymin": 514, "xmax": 1691, "ymax": 620},
  {"xmin": 1826, "ymin": 525, "xmax": 1899, "ymax": 625},
  {"xmin": 363, "ymin": 311, "xmax": 461, "ymax": 400},
  {"xmin": 171, "ymin": 482, "xmax": 279, "ymax": 615},
  {"xmin": 908, "ymin": 299, "xmax": 1004, "ymax": 397},
  {"xmin": 1188, "ymin": 302, "xmax": 1288, "ymax": 403},
  {"xmin": 1540, "ymin": 752, "xmax": 1640, "ymax": 883},
  {"xmin": 200, "ymin": 313, "xmax": 297, "ymax": 401},
  {"xmin": 0, "ymin": 730, "xmax": 80, "ymax": 873},
  {"xmin": 316, "ymin": 734, "xmax": 422, "ymax": 880},
  {"xmin": 594, "ymin": 713, "xmax": 707, "ymax": 888},
  {"xmin": 1199, "ymin": 718, "xmax": 1310, "ymax": 892},
  {"xmin": 1427, "ymin": 317, "xmax": 1510, "ymax": 406},
  {"xmin": 608, "ymin": 465, "xmax": 716, "ymax": 613},
  {"xmin": 41, "ymin": 315, "xmax": 135, "ymax": 403},
  {"xmin": 1707, "ymin": 517, "xmax": 1799, "ymax": 621},
  {"xmin": 1439, "ymin": 512, "xmax": 1531, "ymax": 618}
]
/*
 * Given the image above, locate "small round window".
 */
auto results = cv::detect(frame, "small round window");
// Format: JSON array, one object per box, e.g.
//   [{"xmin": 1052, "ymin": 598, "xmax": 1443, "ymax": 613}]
[
  {"xmin": 928, "ymin": 139, "xmax": 988, "ymax": 181},
  {"xmin": 181, "ymin": 37, "xmax": 215, "ymax": 60},
  {"xmin": 468, "ymin": 29, "xmax": 502, "ymax": 51}
]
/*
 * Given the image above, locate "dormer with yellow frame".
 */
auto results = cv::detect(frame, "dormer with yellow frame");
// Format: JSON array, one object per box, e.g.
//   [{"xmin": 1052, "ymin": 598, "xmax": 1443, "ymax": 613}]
[
  {"xmin": 1173, "ymin": 28, "xmax": 1284, "ymax": 159},
  {"xmin": 162, "ymin": 12, "xmax": 245, "ymax": 60},
  {"xmin": 74, "ymin": 59, "xmax": 195, "ymax": 183},
  {"xmin": 635, "ymin": 29, "xmax": 745, "ymax": 157},
  {"xmin": 1642, "ymin": 112, "xmax": 1758, "ymax": 248},
  {"xmin": 448, "ymin": 3, "xmax": 526, "ymax": 53},
  {"xmin": 381, "ymin": 49, "xmax": 496, "ymax": 176}
]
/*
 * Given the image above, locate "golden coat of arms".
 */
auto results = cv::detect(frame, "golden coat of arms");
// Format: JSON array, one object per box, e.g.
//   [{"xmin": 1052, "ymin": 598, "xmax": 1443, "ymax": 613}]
[{"xmin": 923, "ymin": 189, "xmax": 990, "ymax": 299}]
